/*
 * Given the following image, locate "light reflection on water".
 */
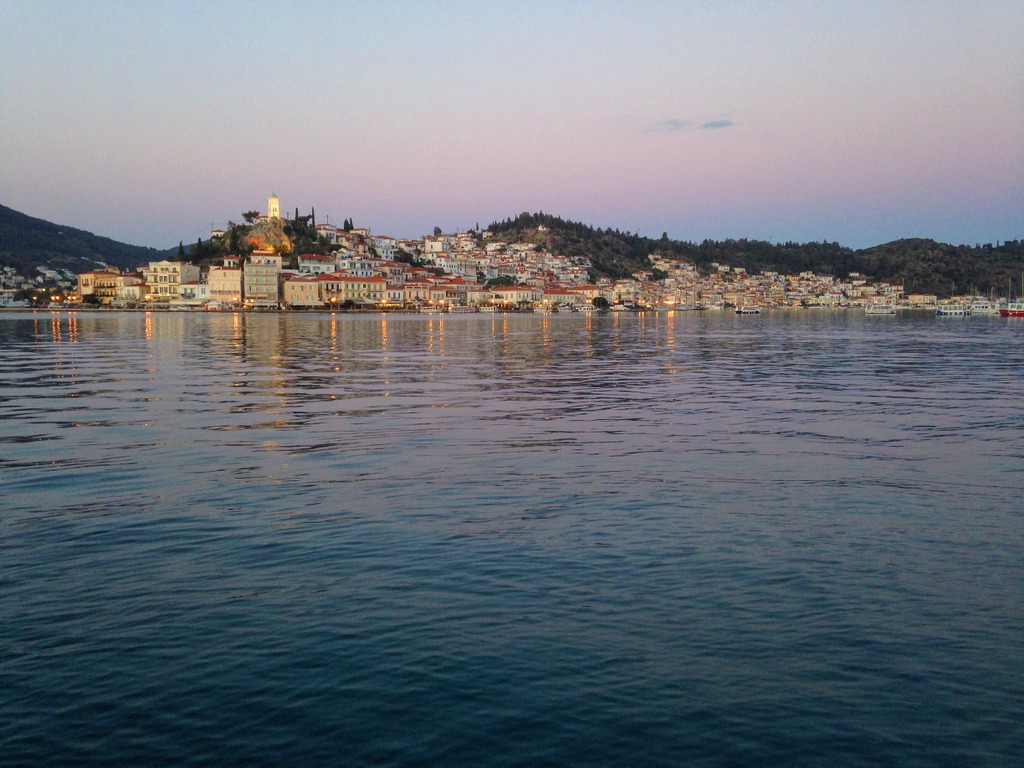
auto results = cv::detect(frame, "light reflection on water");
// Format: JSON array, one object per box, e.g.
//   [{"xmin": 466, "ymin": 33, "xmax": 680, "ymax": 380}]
[{"xmin": 1, "ymin": 310, "xmax": 1022, "ymax": 767}]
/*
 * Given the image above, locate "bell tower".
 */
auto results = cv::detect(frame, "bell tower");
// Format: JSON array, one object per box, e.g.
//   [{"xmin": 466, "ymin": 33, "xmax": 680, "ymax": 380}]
[{"xmin": 267, "ymin": 193, "xmax": 280, "ymax": 220}]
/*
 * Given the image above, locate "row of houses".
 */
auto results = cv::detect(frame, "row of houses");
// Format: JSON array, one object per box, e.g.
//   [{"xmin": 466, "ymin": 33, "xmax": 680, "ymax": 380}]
[
  {"xmin": 77, "ymin": 249, "xmax": 915, "ymax": 312},
  {"xmin": 75, "ymin": 249, "xmax": 618, "ymax": 310}
]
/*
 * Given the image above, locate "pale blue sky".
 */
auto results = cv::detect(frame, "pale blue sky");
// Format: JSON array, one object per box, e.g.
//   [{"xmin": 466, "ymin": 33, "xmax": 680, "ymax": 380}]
[{"xmin": 2, "ymin": 1, "xmax": 1021, "ymax": 248}]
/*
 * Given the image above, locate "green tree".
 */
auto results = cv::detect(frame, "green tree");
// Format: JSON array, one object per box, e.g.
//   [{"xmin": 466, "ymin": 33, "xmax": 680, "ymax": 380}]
[{"xmin": 485, "ymin": 276, "xmax": 517, "ymax": 288}]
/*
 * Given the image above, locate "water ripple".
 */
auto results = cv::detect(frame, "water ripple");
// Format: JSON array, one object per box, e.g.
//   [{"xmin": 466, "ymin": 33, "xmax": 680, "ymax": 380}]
[{"xmin": 1, "ymin": 310, "xmax": 1022, "ymax": 767}]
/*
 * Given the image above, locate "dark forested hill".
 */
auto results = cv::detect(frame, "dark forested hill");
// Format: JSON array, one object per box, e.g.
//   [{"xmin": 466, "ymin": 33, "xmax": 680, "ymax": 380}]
[
  {"xmin": 852, "ymin": 238, "xmax": 1024, "ymax": 296},
  {"xmin": 488, "ymin": 212, "xmax": 1024, "ymax": 296},
  {"xmin": 0, "ymin": 204, "xmax": 171, "ymax": 275}
]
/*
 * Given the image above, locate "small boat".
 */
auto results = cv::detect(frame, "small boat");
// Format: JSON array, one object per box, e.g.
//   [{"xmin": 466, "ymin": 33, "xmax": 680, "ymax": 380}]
[
  {"xmin": 735, "ymin": 306, "xmax": 761, "ymax": 314},
  {"xmin": 969, "ymin": 299, "xmax": 1000, "ymax": 316},
  {"xmin": 936, "ymin": 303, "xmax": 971, "ymax": 316},
  {"xmin": 999, "ymin": 301, "xmax": 1024, "ymax": 317},
  {"xmin": 864, "ymin": 303, "xmax": 896, "ymax": 315}
]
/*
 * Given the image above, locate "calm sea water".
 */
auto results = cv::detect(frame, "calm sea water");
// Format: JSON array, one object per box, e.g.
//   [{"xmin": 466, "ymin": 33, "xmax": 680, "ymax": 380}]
[{"xmin": 1, "ymin": 309, "xmax": 1022, "ymax": 767}]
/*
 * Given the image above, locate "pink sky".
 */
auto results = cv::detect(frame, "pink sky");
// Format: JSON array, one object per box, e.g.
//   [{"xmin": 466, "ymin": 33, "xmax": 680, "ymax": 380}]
[{"xmin": 2, "ymin": 1, "xmax": 1021, "ymax": 249}]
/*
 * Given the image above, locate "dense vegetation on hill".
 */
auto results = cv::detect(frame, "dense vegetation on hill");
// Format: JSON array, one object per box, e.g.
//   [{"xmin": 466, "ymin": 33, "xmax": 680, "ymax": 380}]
[
  {"xmin": 852, "ymin": 239, "xmax": 1024, "ymax": 296},
  {"xmin": 489, "ymin": 212, "xmax": 1024, "ymax": 296},
  {"xmin": 0, "ymin": 204, "xmax": 169, "ymax": 275}
]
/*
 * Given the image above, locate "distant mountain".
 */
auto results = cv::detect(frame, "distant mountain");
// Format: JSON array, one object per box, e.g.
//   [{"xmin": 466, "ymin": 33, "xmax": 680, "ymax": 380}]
[
  {"xmin": 488, "ymin": 212, "xmax": 1024, "ymax": 296},
  {"xmin": 0, "ymin": 204, "xmax": 173, "ymax": 276}
]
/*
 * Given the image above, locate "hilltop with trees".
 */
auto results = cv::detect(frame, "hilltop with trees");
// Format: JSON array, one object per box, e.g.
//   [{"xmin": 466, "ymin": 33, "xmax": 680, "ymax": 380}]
[
  {"xmin": 488, "ymin": 212, "xmax": 1024, "ymax": 296},
  {"xmin": 185, "ymin": 210, "xmax": 335, "ymax": 269}
]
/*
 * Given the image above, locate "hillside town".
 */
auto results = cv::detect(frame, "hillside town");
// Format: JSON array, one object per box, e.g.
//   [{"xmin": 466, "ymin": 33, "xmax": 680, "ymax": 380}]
[{"xmin": 6, "ymin": 195, "xmax": 940, "ymax": 311}]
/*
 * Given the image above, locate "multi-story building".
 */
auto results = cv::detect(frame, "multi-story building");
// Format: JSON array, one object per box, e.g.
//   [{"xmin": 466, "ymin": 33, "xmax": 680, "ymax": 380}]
[
  {"xmin": 208, "ymin": 264, "xmax": 243, "ymax": 306},
  {"xmin": 314, "ymin": 223, "xmax": 337, "ymax": 244},
  {"xmin": 244, "ymin": 250, "xmax": 283, "ymax": 306},
  {"xmin": 141, "ymin": 260, "xmax": 201, "ymax": 301},
  {"xmin": 400, "ymin": 280, "xmax": 433, "ymax": 304},
  {"xmin": 176, "ymin": 282, "xmax": 210, "ymax": 305},
  {"xmin": 114, "ymin": 273, "xmax": 146, "ymax": 304},
  {"xmin": 76, "ymin": 267, "xmax": 123, "ymax": 303},
  {"xmin": 282, "ymin": 274, "xmax": 323, "ymax": 308},
  {"xmin": 372, "ymin": 235, "xmax": 397, "ymax": 260},
  {"xmin": 334, "ymin": 256, "xmax": 379, "ymax": 277},
  {"xmin": 316, "ymin": 274, "xmax": 386, "ymax": 307},
  {"xmin": 297, "ymin": 254, "xmax": 336, "ymax": 275},
  {"xmin": 378, "ymin": 261, "xmax": 408, "ymax": 283},
  {"xmin": 541, "ymin": 288, "xmax": 583, "ymax": 309},
  {"xmin": 489, "ymin": 285, "xmax": 542, "ymax": 307}
]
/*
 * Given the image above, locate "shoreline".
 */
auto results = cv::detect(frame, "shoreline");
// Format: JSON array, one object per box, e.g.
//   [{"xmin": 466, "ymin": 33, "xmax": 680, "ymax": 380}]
[{"xmin": 1, "ymin": 304, "xmax": 945, "ymax": 315}]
